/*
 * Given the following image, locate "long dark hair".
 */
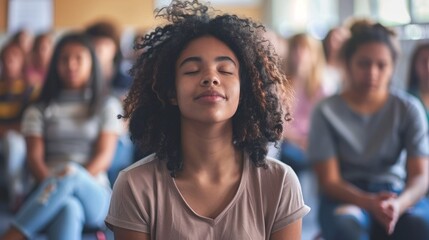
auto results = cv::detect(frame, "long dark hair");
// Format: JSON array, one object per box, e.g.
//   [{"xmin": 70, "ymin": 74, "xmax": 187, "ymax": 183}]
[
  {"xmin": 407, "ymin": 42, "xmax": 429, "ymax": 92},
  {"xmin": 122, "ymin": 0, "xmax": 292, "ymax": 176},
  {"xmin": 38, "ymin": 32, "xmax": 103, "ymax": 115}
]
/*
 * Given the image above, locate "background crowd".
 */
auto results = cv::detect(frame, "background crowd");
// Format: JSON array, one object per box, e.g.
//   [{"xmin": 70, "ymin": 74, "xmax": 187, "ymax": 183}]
[{"xmin": 0, "ymin": 2, "xmax": 429, "ymax": 240}]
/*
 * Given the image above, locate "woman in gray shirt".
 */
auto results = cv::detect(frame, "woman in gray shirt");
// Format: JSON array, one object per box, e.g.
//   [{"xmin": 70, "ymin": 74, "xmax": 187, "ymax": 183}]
[
  {"xmin": 308, "ymin": 21, "xmax": 429, "ymax": 239},
  {"xmin": 1, "ymin": 33, "xmax": 123, "ymax": 240}
]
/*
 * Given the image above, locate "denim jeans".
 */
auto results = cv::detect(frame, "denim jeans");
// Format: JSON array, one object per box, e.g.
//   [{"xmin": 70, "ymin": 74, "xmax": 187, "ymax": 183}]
[
  {"xmin": 1, "ymin": 130, "xmax": 27, "ymax": 199},
  {"xmin": 107, "ymin": 133, "xmax": 134, "ymax": 184},
  {"xmin": 319, "ymin": 181, "xmax": 429, "ymax": 240},
  {"xmin": 11, "ymin": 163, "xmax": 111, "ymax": 240}
]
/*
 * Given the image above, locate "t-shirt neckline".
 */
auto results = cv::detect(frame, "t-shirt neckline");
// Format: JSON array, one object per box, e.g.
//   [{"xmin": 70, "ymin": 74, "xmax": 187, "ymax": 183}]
[{"xmin": 168, "ymin": 153, "xmax": 249, "ymax": 225}]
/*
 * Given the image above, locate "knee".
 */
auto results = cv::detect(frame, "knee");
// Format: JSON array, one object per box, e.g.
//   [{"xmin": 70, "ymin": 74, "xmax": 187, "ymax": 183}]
[
  {"xmin": 395, "ymin": 214, "xmax": 429, "ymax": 239},
  {"xmin": 57, "ymin": 197, "xmax": 84, "ymax": 223},
  {"xmin": 52, "ymin": 162, "xmax": 85, "ymax": 180},
  {"xmin": 334, "ymin": 215, "xmax": 367, "ymax": 240},
  {"xmin": 321, "ymin": 205, "xmax": 369, "ymax": 240}
]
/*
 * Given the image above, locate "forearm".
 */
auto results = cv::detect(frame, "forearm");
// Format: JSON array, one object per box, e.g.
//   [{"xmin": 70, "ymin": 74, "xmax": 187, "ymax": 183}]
[
  {"xmin": 322, "ymin": 179, "xmax": 374, "ymax": 210},
  {"xmin": 397, "ymin": 157, "xmax": 429, "ymax": 214},
  {"xmin": 85, "ymin": 132, "xmax": 118, "ymax": 176},
  {"xmin": 26, "ymin": 136, "xmax": 49, "ymax": 182},
  {"xmin": 397, "ymin": 173, "xmax": 428, "ymax": 214},
  {"xmin": 29, "ymin": 158, "xmax": 50, "ymax": 183},
  {"xmin": 85, "ymin": 154, "xmax": 114, "ymax": 176},
  {"xmin": 315, "ymin": 159, "xmax": 374, "ymax": 210}
]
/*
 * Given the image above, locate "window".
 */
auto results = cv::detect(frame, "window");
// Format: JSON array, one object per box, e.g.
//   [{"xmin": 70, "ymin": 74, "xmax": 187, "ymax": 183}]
[
  {"xmin": 412, "ymin": 0, "xmax": 429, "ymax": 23},
  {"xmin": 378, "ymin": 0, "xmax": 410, "ymax": 25},
  {"xmin": 272, "ymin": 0, "xmax": 339, "ymax": 39}
]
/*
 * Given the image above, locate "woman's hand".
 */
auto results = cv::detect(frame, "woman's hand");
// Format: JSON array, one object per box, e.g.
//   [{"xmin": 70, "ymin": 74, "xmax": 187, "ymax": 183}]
[
  {"xmin": 380, "ymin": 197, "xmax": 401, "ymax": 235},
  {"xmin": 365, "ymin": 192, "xmax": 399, "ymax": 234}
]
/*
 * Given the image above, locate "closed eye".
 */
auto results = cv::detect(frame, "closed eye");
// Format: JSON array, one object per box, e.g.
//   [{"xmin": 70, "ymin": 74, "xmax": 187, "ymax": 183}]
[
  {"xmin": 219, "ymin": 70, "xmax": 233, "ymax": 75},
  {"xmin": 184, "ymin": 70, "xmax": 199, "ymax": 75}
]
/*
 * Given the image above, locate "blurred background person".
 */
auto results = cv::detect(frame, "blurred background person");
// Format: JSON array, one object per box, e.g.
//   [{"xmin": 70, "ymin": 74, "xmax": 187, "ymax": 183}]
[
  {"xmin": 322, "ymin": 26, "xmax": 350, "ymax": 95},
  {"xmin": 281, "ymin": 33, "xmax": 327, "ymax": 175},
  {"xmin": 85, "ymin": 20, "xmax": 134, "ymax": 184},
  {"xmin": 308, "ymin": 21, "xmax": 429, "ymax": 240},
  {"xmin": 0, "ymin": 42, "xmax": 35, "ymax": 212},
  {"xmin": 10, "ymin": 29, "xmax": 33, "ymax": 57},
  {"xmin": 84, "ymin": 20, "xmax": 132, "ymax": 99},
  {"xmin": 0, "ymin": 32, "xmax": 123, "ymax": 240},
  {"xmin": 25, "ymin": 32, "xmax": 54, "ymax": 99},
  {"xmin": 407, "ymin": 42, "xmax": 429, "ymax": 123}
]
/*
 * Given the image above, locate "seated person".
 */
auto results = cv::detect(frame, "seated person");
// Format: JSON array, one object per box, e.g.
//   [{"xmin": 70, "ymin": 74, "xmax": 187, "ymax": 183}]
[
  {"xmin": 0, "ymin": 32, "xmax": 123, "ymax": 240},
  {"xmin": 308, "ymin": 21, "xmax": 429, "ymax": 240}
]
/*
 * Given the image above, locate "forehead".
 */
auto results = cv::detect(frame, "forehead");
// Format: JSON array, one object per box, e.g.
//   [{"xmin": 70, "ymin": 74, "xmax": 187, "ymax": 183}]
[
  {"xmin": 178, "ymin": 36, "xmax": 237, "ymax": 60},
  {"xmin": 60, "ymin": 42, "xmax": 90, "ymax": 55},
  {"xmin": 353, "ymin": 42, "xmax": 392, "ymax": 59},
  {"xmin": 2, "ymin": 45, "xmax": 23, "ymax": 59}
]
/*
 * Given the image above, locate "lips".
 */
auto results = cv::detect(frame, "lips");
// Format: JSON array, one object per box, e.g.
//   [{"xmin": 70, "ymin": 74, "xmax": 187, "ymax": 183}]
[{"xmin": 194, "ymin": 90, "xmax": 226, "ymax": 100}]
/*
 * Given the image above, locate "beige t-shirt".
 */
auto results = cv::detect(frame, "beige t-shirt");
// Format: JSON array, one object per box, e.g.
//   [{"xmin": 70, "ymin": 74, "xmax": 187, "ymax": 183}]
[{"xmin": 105, "ymin": 153, "xmax": 310, "ymax": 239}]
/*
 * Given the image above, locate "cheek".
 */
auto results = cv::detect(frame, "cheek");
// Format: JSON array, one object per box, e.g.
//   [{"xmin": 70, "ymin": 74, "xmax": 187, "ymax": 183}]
[
  {"xmin": 80, "ymin": 59, "xmax": 93, "ymax": 78},
  {"xmin": 229, "ymin": 81, "xmax": 241, "ymax": 106},
  {"xmin": 174, "ymin": 79, "xmax": 190, "ymax": 103}
]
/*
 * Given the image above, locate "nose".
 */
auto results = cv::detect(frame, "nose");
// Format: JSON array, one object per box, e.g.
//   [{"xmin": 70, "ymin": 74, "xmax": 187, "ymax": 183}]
[{"xmin": 200, "ymin": 74, "xmax": 220, "ymax": 87}]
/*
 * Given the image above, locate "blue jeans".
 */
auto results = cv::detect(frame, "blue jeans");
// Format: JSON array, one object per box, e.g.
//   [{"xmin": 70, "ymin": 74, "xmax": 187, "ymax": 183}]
[
  {"xmin": 11, "ymin": 163, "xmax": 111, "ymax": 240},
  {"xmin": 107, "ymin": 133, "xmax": 134, "ymax": 184},
  {"xmin": 319, "ymin": 181, "xmax": 429, "ymax": 240},
  {"xmin": 0, "ymin": 130, "xmax": 27, "ymax": 199}
]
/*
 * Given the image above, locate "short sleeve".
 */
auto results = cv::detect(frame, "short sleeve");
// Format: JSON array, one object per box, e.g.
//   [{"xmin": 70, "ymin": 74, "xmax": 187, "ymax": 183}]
[
  {"xmin": 272, "ymin": 165, "xmax": 310, "ymax": 232},
  {"xmin": 105, "ymin": 170, "xmax": 150, "ymax": 233},
  {"xmin": 21, "ymin": 105, "xmax": 43, "ymax": 137},
  {"xmin": 403, "ymin": 96, "xmax": 429, "ymax": 157},
  {"xmin": 99, "ymin": 97, "xmax": 124, "ymax": 134},
  {"xmin": 307, "ymin": 103, "xmax": 337, "ymax": 163}
]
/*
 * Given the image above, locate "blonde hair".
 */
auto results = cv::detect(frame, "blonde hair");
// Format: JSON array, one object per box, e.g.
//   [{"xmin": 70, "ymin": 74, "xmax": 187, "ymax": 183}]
[{"xmin": 286, "ymin": 33, "xmax": 326, "ymax": 99}]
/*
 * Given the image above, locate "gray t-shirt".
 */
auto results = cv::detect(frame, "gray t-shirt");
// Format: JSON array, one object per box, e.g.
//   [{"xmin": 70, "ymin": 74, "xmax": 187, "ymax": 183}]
[
  {"xmin": 105, "ymin": 153, "xmax": 310, "ymax": 240},
  {"xmin": 308, "ymin": 90, "xmax": 429, "ymax": 188},
  {"xmin": 21, "ymin": 93, "xmax": 124, "ymax": 186}
]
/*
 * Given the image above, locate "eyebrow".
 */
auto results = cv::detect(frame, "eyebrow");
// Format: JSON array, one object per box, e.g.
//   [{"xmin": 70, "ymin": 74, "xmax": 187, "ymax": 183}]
[{"xmin": 178, "ymin": 56, "xmax": 237, "ymax": 67}]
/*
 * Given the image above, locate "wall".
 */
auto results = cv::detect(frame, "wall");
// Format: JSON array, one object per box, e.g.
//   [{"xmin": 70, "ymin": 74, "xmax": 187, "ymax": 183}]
[
  {"xmin": 55, "ymin": 0, "xmax": 156, "ymax": 31},
  {"xmin": 0, "ymin": 0, "xmax": 263, "ymax": 33},
  {"xmin": 0, "ymin": 0, "xmax": 6, "ymax": 32}
]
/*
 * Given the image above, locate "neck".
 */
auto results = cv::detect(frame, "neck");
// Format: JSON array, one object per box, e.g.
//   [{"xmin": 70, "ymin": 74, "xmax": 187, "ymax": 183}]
[
  {"xmin": 343, "ymin": 89, "xmax": 389, "ymax": 114},
  {"xmin": 179, "ymin": 120, "xmax": 241, "ymax": 180}
]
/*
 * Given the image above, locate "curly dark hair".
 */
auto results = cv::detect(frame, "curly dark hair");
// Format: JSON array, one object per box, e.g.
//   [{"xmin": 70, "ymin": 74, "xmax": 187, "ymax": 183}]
[{"xmin": 122, "ymin": 0, "xmax": 291, "ymax": 176}]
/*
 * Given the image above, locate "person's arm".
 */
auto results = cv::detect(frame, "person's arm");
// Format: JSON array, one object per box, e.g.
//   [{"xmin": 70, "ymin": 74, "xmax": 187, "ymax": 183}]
[
  {"xmin": 270, "ymin": 219, "xmax": 302, "ymax": 240},
  {"xmin": 314, "ymin": 157, "xmax": 380, "ymax": 210},
  {"xmin": 398, "ymin": 157, "xmax": 429, "ymax": 213},
  {"xmin": 314, "ymin": 156, "xmax": 399, "ymax": 232},
  {"xmin": 113, "ymin": 227, "xmax": 150, "ymax": 240},
  {"xmin": 85, "ymin": 132, "xmax": 119, "ymax": 176},
  {"xmin": 26, "ymin": 135, "xmax": 49, "ymax": 183},
  {"xmin": 381, "ymin": 156, "xmax": 429, "ymax": 233}
]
